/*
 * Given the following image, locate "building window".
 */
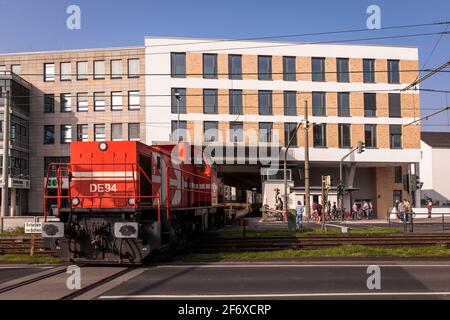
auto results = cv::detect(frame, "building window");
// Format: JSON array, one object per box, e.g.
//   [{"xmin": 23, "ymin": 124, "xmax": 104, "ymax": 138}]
[
  {"xmin": 313, "ymin": 124, "xmax": 327, "ymax": 147},
  {"xmin": 364, "ymin": 93, "xmax": 377, "ymax": 117},
  {"xmin": 111, "ymin": 59, "xmax": 122, "ymax": 79},
  {"xmin": 259, "ymin": 123, "xmax": 273, "ymax": 143},
  {"xmin": 44, "ymin": 63, "xmax": 55, "ymax": 82},
  {"xmin": 258, "ymin": 90, "xmax": 273, "ymax": 115},
  {"xmin": 94, "ymin": 92, "xmax": 106, "ymax": 111},
  {"xmin": 337, "ymin": 58, "xmax": 349, "ymax": 82},
  {"xmin": 363, "ymin": 59, "xmax": 375, "ymax": 83},
  {"xmin": 395, "ymin": 166, "xmax": 402, "ymax": 183},
  {"xmin": 128, "ymin": 58, "xmax": 140, "ymax": 78},
  {"xmin": 44, "ymin": 125, "xmax": 55, "ymax": 144},
  {"xmin": 77, "ymin": 93, "xmax": 88, "ymax": 112},
  {"xmin": 171, "ymin": 121, "xmax": 187, "ymax": 142},
  {"xmin": 44, "ymin": 157, "xmax": 70, "ymax": 176},
  {"xmin": 390, "ymin": 124, "xmax": 402, "ymax": 149},
  {"xmin": 364, "ymin": 124, "xmax": 377, "ymax": 148},
  {"xmin": 111, "ymin": 123, "xmax": 123, "ymax": 141},
  {"xmin": 284, "ymin": 91, "xmax": 297, "ymax": 116},
  {"xmin": 60, "ymin": 125, "xmax": 72, "ymax": 144},
  {"xmin": 11, "ymin": 64, "xmax": 21, "ymax": 75},
  {"xmin": 283, "ymin": 56, "xmax": 296, "ymax": 81},
  {"xmin": 338, "ymin": 92, "xmax": 350, "ymax": 117},
  {"xmin": 128, "ymin": 91, "xmax": 140, "ymax": 110},
  {"xmin": 228, "ymin": 54, "xmax": 242, "ymax": 80},
  {"xmin": 284, "ymin": 123, "xmax": 298, "ymax": 147},
  {"xmin": 93, "ymin": 60, "xmax": 105, "ymax": 79},
  {"xmin": 171, "ymin": 52, "xmax": 186, "ymax": 78},
  {"xmin": 0, "ymin": 65, "xmax": 5, "ymax": 73},
  {"xmin": 393, "ymin": 190, "xmax": 402, "ymax": 206},
  {"xmin": 60, "ymin": 62, "xmax": 71, "ymax": 81},
  {"xmin": 389, "ymin": 93, "xmax": 401, "ymax": 117},
  {"xmin": 312, "ymin": 57, "xmax": 325, "ymax": 82},
  {"xmin": 203, "ymin": 54, "xmax": 217, "ymax": 79},
  {"xmin": 229, "ymin": 89, "xmax": 243, "ymax": 115},
  {"xmin": 258, "ymin": 56, "xmax": 272, "ymax": 80},
  {"xmin": 203, "ymin": 89, "xmax": 218, "ymax": 114},
  {"xmin": 94, "ymin": 124, "xmax": 106, "ymax": 141},
  {"xmin": 338, "ymin": 124, "xmax": 351, "ymax": 148},
  {"xmin": 60, "ymin": 93, "xmax": 72, "ymax": 112},
  {"xmin": 230, "ymin": 122, "xmax": 243, "ymax": 143},
  {"xmin": 77, "ymin": 61, "xmax": 88, "ymax": 80},
  {"xmin": 204, "ymin": 121, "xmax": 219, "ymax": 142},
  {"xmin": 171, "ymin": 88, "xmax": 186, "ymax": 114},
  {"xmin": 111, "ymin": 92, "xmax": 123, "ymax": 111},
  {"xmin": 44, "ymin": 94, "xmax": 55, "ymax": 113},
  {"xmin": 312, "ymin": 92, "xmax": 326, "ymax": 116},
  {"xmin": 388, "ymin": 59, "xmax": 400, "ymax": 84},
  {"xmin": 77, "ymin": 124, "xmax": 88, "ymax": 141},
  {"xmin": 128, "ymin": 123, "xmax": 140, "ymax": 141}
]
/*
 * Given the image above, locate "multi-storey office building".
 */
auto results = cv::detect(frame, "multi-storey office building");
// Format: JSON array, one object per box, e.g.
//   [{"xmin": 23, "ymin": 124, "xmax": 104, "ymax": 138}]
[
  {"xmin": 0, "ymin": 72, "xmax": 31, "ymax": 215},
  {"xmin": 145, "ymin": 37, "xmax": 421, "ymax": 218},
  {"xmin": 0, "ymin": 47, "xmax": 145, "ymax": 214}
]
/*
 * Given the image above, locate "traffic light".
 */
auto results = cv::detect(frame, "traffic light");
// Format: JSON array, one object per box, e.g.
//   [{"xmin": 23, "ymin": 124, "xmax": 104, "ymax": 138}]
[
  {"xmin": 409, "ymin": 174, "xmax": 421, "ymax": 192},
  {"xmin": 357, "ymin": 141, "xmax": 365, "ymax": 154},
  {"xmin": 337, "ymin": 184, "xmax": 346, "ymax": 195}
]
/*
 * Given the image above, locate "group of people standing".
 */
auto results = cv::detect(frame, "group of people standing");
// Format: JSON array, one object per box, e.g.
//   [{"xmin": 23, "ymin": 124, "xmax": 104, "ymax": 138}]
[
  {"xmin": 294, "ymin": 199, "xmax": 376, "ymax": 230},
  {"xmin": 394, "ymin": 198, "xmax": 412, "ymax": 222}
]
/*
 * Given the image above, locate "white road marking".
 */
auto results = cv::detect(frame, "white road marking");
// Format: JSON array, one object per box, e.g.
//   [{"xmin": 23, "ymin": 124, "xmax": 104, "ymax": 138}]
[
  {"xmin": 155, "ymin": 264, "xmax": 450, "ymax": 268},
  {"xmin": 0, "ymin": 266, "xmax": 51, "ymax": 270},
  {"xmin": 99, "ymin": 291, "xmax": 450, "ymax": 299}
]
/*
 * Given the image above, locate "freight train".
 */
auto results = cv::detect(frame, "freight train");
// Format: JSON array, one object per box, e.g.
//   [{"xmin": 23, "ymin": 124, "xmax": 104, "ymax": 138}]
[{"xmin": 42, "ymin": 141, "xmax": 224, "ymax": 264}]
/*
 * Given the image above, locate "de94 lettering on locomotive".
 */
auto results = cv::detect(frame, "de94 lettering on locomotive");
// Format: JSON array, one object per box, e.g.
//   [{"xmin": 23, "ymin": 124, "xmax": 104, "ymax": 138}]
[{"xmin": 42, "ymin": 141, "xmax": 225, "ymax": 264}]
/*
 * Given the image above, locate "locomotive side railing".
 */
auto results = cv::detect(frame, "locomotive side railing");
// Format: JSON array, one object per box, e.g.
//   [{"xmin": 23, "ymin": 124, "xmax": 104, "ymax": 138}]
[{"xmin": 44, "ymin": 162, "xmax": 161, "ymax": 222}]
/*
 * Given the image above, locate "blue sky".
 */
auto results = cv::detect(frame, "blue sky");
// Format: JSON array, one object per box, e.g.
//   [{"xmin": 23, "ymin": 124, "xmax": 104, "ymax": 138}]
[{"xmin": 1, "ymin": 0, "xmax": 449, "ymax": 131}]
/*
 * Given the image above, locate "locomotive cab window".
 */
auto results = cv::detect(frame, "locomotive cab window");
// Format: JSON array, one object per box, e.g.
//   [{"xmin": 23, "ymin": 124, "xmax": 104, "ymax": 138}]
[{"xmin": 139, "ymin": 153, "xmax": 152, "ymax": 204}]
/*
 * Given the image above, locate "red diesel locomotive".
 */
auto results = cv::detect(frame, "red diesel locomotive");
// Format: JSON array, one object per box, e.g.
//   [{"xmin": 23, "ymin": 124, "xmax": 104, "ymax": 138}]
[{"xmin": 42, "ymin": 141, "xmax": 224, "ymax": 264}]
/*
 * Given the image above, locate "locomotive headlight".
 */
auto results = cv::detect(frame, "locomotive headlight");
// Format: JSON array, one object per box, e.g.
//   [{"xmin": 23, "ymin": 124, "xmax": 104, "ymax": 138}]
[
  {"xmin": 99, "ymin": 142, "xmax": 108, "ymax": 151},
  {"xmin": 71, "ymin": 197, "xmax": 80, "ymax": 206},
  {"xmin": 128, "ymin": 198, "xmax": 136, "ymax": 206}
]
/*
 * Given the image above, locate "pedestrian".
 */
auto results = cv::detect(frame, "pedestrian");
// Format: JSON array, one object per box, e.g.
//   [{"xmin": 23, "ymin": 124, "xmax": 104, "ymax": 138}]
[
  {"xmin": 317, "ymin": 203, "xmax": 323, "ymax": 221},
  {"xmin": 331, "ymin": 202, "xmax": 337, "ymax": 220},
  {"xmin": 398, "ymin": 199, "xmax": 405, "ymax": 222},
  {"xmin": 362, "ymin": 201, "xmax": 370, "ymax": 219},
  {"xmin": 368, "ymin": 201, "xmax": 374, "ymax": 219},
  {"xmin": 295, "ymin": 201, "xmax": 304, "ymax": 230},
  {"xmin": 404, "ymin": 199, "xmax": 411, "ymax": 223},
  {"xmin": 352, "ymin": 202, "xmax": 358, "ymax": 220},
  {"xmin": 427, "ymin": 199, "xmax": 433, "ymax": 218}
]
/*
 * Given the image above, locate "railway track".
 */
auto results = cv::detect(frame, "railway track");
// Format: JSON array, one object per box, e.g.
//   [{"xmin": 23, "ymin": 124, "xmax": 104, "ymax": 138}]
[
  {"xmin": 0, "ymin": 265, "xmax": 136, "ymax": 300},
  {"xmin": 186, "ymin": 233, "xmax": 450, "ymax": 253},
  {"xmin": 0, "ymin": 236, "xmax": 51, "ymax": 255}
]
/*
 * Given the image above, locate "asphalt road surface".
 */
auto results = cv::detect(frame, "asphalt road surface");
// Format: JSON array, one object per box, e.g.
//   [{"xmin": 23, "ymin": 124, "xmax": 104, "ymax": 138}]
[
  {"xmin": 0, "ymin": 265, "xmax": 53, "ymax": 285},
  {"xmin": 97, "ymin": 260, "xmax": 450, "ymax": 300},
  {"xmin": 1, "ymin": 260, "xmax": 450, "ymax": 300}
]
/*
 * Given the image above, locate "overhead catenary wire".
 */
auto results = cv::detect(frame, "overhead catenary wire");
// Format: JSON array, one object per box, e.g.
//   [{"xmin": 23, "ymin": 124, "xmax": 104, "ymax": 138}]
[
  {"xmin": 5, "ymin": 68, "xmax": 450, "ymax": 77},
  {"xmin": 8, "ymin": 87, "xmax": 446, "ymax": 100},
  {"xmin": 0, "ymin": 25, "xmax": 448, "ymax": 63}
]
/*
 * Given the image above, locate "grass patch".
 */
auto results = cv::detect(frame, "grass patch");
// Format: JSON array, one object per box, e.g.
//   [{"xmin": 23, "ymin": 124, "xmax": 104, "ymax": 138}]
[
  {"xmin": 214, "ymin": 227, "xmax": 401, "ymax": 238},
  {"xmin": 348, "ymin": 228, "xmax": 402, "ymax": 234},
  {"xmin": 0, "ymin": 227, "xmax": 25, "ymax": 237},
  {"xmin": 180, "ymin": 245, "xmax": 450, "ymax": 261},
  {"xmin": 0, "ymin": 254, "xmax": 61, "ymax": 264},
  {"xmin": 215, "ymin": 228, "xmax": 340, "ymax": 238}
]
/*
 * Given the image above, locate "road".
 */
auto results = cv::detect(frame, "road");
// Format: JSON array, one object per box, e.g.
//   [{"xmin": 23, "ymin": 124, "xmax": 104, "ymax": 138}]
[{"xmin": 2, "ymin": 259, "xmax": 449, "ymax": 300}]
